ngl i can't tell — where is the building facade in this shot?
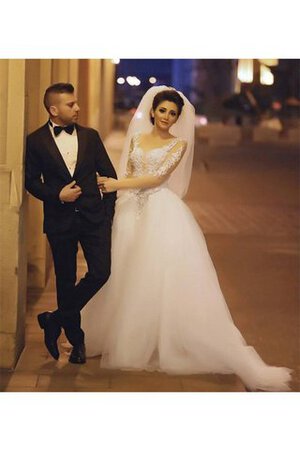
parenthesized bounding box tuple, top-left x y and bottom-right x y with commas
(0, 59, 115, 369)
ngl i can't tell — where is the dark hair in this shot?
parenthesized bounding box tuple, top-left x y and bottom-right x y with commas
(150, 89, 184, 124)
(43, 83, 74, 113)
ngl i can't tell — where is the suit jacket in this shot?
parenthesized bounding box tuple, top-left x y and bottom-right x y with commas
(25, 122, 117, 234)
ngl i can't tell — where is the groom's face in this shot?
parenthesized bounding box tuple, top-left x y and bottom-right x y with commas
(49, 92, 80, 126)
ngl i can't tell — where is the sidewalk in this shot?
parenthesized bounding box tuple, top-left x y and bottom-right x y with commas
(1, 132, 299, 392)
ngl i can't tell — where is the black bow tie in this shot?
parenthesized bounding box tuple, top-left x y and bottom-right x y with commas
(52, 123, 75, 136)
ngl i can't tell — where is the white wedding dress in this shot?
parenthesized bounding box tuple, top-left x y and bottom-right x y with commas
(81, 133, 292, 391)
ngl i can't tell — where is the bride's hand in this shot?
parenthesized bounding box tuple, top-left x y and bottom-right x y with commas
(97, 175, 109, 186)
(100, 178, 118, 193)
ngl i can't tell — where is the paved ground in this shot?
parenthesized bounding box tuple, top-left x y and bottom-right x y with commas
(1, 132, 299, 392)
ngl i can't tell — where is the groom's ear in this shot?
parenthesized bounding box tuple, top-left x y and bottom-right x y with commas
(49, 105, 58, 117)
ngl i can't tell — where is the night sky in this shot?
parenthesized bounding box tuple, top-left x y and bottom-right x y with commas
(115, 59, 195, 108)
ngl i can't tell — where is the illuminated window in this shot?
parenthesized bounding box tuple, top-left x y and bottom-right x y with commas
(260, 65, 274, 85)
(258, 59, 278, 67)
(237, 59, 253, 83)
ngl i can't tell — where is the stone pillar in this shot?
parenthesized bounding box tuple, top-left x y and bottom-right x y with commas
(26, 59, 79, 289)
(69, 59, 79, 90)
(0, 58, 114, 369)
(25, 60, 53, 288)
(0, 60, 27, 369)
(52, 59, 70, 83)
(77, 59, 115, 137)
(100, 60, 115, 138)
(77, 59, 90, 127)
(87, 59, 102, 132)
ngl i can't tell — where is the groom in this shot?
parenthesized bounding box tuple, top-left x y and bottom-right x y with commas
(25, 82, 117, 364)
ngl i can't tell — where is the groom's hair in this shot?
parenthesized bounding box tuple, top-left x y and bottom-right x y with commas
(44, 83, 75, 113)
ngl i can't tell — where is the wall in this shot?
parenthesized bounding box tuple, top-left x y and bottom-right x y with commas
(0, 59, 115, 369)
(0, 60, 27, 369)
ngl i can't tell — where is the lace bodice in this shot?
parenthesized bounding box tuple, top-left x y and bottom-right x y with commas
(125, 132, 185, 179)
(123, 133, 186, 217)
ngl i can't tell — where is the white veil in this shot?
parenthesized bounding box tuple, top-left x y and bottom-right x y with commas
(118, 85, 195, 198)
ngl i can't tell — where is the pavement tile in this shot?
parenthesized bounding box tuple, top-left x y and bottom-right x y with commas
(109, 372, 183, 392)
(16, 136, 300, 393)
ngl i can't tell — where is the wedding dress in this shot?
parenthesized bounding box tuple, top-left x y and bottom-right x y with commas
(81, 132, 292, 391)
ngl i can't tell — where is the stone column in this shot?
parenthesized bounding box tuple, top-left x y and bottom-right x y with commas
(0, 58, 113, 369)
(77, 59, 115, 137)
(77, 59, 90, 127)
(26, 59, 80, 289)
(87, 59, 102, 132)
(25, 59, 53, 288)
(100, 60, 115, 138)
(52, 59, 70, 83)
(0, 60, 27, 369)
(69, 59, 79, 91)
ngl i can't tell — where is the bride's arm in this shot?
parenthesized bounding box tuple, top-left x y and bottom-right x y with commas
(124, 137, 134, 177)
(101, 140, 187, 192)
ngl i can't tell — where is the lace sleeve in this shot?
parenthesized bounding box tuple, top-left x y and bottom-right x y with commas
(156, 141, 187, 178)
(124, 137, 134, 177)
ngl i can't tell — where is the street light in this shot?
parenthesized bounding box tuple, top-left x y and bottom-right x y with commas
(126, 76, 141, 86)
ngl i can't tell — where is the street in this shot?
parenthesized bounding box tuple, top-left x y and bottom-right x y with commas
(2, 133, 299, 392)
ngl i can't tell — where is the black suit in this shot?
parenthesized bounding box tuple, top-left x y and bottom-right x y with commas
(25, 122, 117, 345)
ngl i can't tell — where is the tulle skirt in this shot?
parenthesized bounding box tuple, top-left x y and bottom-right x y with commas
(81, 187, 292, 391)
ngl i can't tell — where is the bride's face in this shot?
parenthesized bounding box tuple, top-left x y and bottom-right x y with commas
(152, 101, 179, 131)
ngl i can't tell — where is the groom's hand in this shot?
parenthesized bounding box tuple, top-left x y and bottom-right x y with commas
(59, 180, 82, 202)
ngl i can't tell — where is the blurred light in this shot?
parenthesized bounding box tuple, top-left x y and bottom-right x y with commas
(260, 65, 274, 85)
(117, 77, 125, 85)
(272, 101, 282, 111)
(112, 58, 120, 64)
(126, 76, 134, 86)
(195, 115, 208, 126)
(136, 111, 143, 119)
(237, 59, 253, 83)
(258, 59, 278, 66)
(234, 79, 241, 93)
(149, 77, 157, 84)
(126, 76, 141, 86)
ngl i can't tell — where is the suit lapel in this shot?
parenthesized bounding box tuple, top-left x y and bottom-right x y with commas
(73, 124, 87, 177)
(41, 123, 72, 180)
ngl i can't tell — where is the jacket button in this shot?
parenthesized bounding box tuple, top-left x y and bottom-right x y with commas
(75, 208, 79, 212)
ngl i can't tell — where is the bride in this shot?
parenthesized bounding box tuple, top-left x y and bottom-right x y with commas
(81, 86, 292, 391)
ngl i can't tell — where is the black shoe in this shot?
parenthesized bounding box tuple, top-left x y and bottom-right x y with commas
(37, 312, 61, 360)
(69, 343, 86, 364)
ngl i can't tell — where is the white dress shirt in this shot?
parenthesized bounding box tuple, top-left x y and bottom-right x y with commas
(49, 120, 78, 176)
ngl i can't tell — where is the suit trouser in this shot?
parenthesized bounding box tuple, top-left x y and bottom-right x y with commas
(47, 213, 112, 346)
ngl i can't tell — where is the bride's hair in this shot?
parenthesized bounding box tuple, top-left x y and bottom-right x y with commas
(119, 85, 195, 198)
(150, 89, 185, 124)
